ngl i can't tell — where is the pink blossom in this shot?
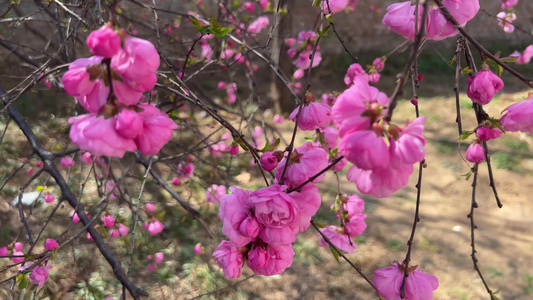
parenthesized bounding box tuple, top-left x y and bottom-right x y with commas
(243, 2, 255, 12)
(12, 251, 24, 264)
(318, 226, 356, 253)
(467, 66, 504, 105)
(372, 261, 439, 300)
(226, 83, 237, 104)
(111, 37, 160, 92)
(14, 242, 23, 251)
(248, 16, 269, 36)
(289, 101, 331, 131)
(62, 57, 109, 113)
(118, 223, 129, 236)
(154, 252, 164, 264)
(342, 194, 365, 217)
(35, 161, 43, 168)
(293, 50, 322, 70)
(171, 177, 181, 185)
(293, 69, 304, 79)
(511, 45, 533, 65)
(70, 210, 90, 224)
(228, 144, 239, 155)
(146, 264, 156, 271)
(500, 95, 533, 134)
(260, 151, 281, 172)
(221, 49, 234, 60)
(69, 114, 137, 157)
(286, 48, 297, 58)
(87, 232, 94, 241)
(382, 2, 421, 41)
(44, 239, 58, 251)
(105, 180, 118, 199)
(465, 142, 485, 164)
(344, 63, 368, 85)
(442, 0, 479, 25)
(497, 11, 516, 33)
(249, 184, 299, 241)
(273, 114, 285, 124)
(289, 185, 322, 232)
(135, 104, 178, 155)
(426, 6, 458, 41)
(247, 242, 294, 276)
(219, 187, 258, 247)
(333, 157, 347, 172)
(213, 240, 243, 278)
(29, 265, 53, 287)
(368, 73, 381, 83)
(81, 152, 93, 164)
(500, 0, 518, 9)
(372, 57, 385, 71)
(114, 109, 144, 139)
(102, 214, 115, 228)
(60, 157, 75, 168)
(0, 247, 8, 256)
(344, 213, 367, 237)
(323, 0, 348, 13)
(144, 217, 164, 235)
(27, 168, 34, 175)
(178, 162, 195, 178)
(275, 142, 329, 187)
(340, 130, 389, 170)
(194, 243, 203, 254)
(206, 184, 227, 204)
(476, 126, 503, 141)
(218, 81, 226, 90)
(284, 38, 296, 47)
(145, 202, 156, 213)
(86, 24, 121, 58)
(332, 78, 390, 137)
(392, 116, 426, 164)
(200, 41, 213, 61)
(322, 127, 339, 149)
(346, 162, 413, 198)
(109, 229, 120, 238)
(44, 193, 55, 203)
(258, 0, 269, 10)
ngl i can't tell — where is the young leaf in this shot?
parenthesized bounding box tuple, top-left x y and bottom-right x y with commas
(329, 246, 340, 263)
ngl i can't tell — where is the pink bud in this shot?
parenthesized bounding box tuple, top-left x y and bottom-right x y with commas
(44, 239, 59, 251)
(147, 264, 156, 271)
(87, 232, 94, 241)
(86, 24, 121, 58)
(35, 161, 43, 168)
(411, 98, 419, 106)
(14, 242, 23, 252)
(228, 145, 239, 155)
(44, 193, 55, 203)
(27, 168, 34, 175)
(60, 157, 75, 168)
(171, 177, 181, 186)
(273, 114, 285, 124)
(218, 81, 226, 89)
(102, 214, 116, 228)
(145, 202, 156, 213)
(243, 2, 255, 12)
(81, 152, 93, 164)
(260, 151, 279, 172)
(118, 223, 130, 236)
(12, 251, 24, 264)
(109, 229, 120, 238)
(194, 243, 203, 254)
(465, 142, 485, 164)
(154, 252, 164, 263)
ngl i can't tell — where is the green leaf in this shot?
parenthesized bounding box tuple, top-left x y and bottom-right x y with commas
(189, 16, 203, 31)
(489, 118, 505, 132)
(213, 27, 230, 37)
(459, 130, 474, 141)
(199, 25, 211, 35)
(318, 25, 331, 36)
(486, 59, 503, 77)
(234, 136, 249, 151)
(448, 55, 457, 65)
(461, 67, 473, 75)
(260, 139, 271, 153)
(17, 274, 28, 290)
(462, 171, 472, 181)
(329, 246, 340, 263)
(325, 14, 334, 23)
(36, 186, 45, 192)
(312, 0, 321, 6)
(499, 56, 518, 63)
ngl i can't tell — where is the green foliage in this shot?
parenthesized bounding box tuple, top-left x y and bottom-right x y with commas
(523, 274, 533, 295)
(386, 238, 405, 250)
(492, 152, 520, 171)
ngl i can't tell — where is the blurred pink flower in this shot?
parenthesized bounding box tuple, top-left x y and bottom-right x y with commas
(372, 261, 439, 300)
(44, 239, 58, 251)
(144, 217, 164, 235)
(500, 94, 533, 134)
(60, 157, 75, 168)
(29, 265, 53, 287)
(102, 214, 115, 228)
(206, 184, 227, 204)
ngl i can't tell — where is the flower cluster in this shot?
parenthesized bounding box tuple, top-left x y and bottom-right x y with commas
(318, 194, 367, 254)
(332, 78, 426, 198)
(62, 24, 177, 157)
(286, 31, 322, 72)
(214, 141, 330, 278)
(382, 0, 479, 41)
